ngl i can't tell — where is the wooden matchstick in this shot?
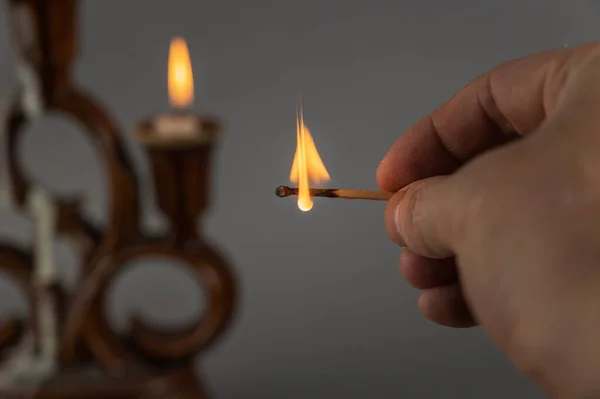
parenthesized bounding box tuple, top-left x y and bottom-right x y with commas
(275, 185, 393, 201)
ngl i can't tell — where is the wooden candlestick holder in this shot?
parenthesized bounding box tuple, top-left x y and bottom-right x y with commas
(135, 116, 221, 246)
(0, 1, 237, 398)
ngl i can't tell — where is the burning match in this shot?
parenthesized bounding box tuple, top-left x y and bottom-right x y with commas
(276, 185, 392, 201)
(285, 101, 391, 210)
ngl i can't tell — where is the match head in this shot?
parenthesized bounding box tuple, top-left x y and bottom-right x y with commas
(275, 185, 292, 197)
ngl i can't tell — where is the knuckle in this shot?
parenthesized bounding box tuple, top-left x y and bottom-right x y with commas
(398, 185, 421, 248)
(397, 180, 439, 255)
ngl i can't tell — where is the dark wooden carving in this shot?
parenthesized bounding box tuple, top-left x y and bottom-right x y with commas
(0, 243, 35, 353)
(0, 1, 237, 397)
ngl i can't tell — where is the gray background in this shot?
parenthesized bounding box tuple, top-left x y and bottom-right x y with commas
(0, 1, 598, 398)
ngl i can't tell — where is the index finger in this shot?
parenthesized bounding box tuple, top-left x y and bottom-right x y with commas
(377, 42, 599, 193)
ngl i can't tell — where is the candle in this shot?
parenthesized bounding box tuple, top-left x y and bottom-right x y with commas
(135, 36, 208, 145)
(11, 2, 44, 119)
(29, 187, 58, 284)
(28, 188, 59, 373)
(0, 187, 58, 388)
(153, 112, 201, 139)
(134, 36, 215, 147)
(154, 37, 200, 138)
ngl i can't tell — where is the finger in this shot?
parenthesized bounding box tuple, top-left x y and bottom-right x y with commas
(400, 250, 458, 289)
(418, 283, 476, 328)
(377, 42, 600, 193)
(385, 176, 462, 259)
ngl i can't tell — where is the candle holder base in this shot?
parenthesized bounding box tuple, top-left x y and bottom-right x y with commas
(0, 365, 207, 399)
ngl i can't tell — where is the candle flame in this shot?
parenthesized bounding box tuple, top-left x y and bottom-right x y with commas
(290, 103, 330, 211)
(168, 37, 194, 108)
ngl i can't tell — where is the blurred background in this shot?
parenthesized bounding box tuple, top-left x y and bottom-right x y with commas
(0, 1, 598, 397)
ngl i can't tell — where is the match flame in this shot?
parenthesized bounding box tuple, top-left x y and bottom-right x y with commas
(168, 37, 194, 108)
(290, 103, 330, 211)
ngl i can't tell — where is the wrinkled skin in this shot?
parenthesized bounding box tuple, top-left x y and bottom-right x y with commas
(377, 42, 600, 397)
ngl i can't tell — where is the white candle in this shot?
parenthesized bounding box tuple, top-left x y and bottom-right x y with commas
(154, 113, 201, 139)
(13, 3, 44, 120)
(29, 188, 59, 374)
(0, 188, 59, 389)
(28, 188, 58, 284)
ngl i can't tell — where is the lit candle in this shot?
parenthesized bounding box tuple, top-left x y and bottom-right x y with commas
(153, 37, 202, 140)
(134, 36, 213, 147)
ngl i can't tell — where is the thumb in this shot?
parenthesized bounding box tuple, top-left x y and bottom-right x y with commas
(385, 175, 466, 259)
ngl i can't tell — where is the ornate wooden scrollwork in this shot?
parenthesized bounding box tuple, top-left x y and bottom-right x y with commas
(62, 242, 236, 370)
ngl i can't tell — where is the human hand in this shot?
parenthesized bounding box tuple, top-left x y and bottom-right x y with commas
(377, 42, 600, 397)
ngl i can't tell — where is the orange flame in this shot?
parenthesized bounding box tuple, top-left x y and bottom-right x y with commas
(168, 37, 194, 108)
(290, 103, 330, 211)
